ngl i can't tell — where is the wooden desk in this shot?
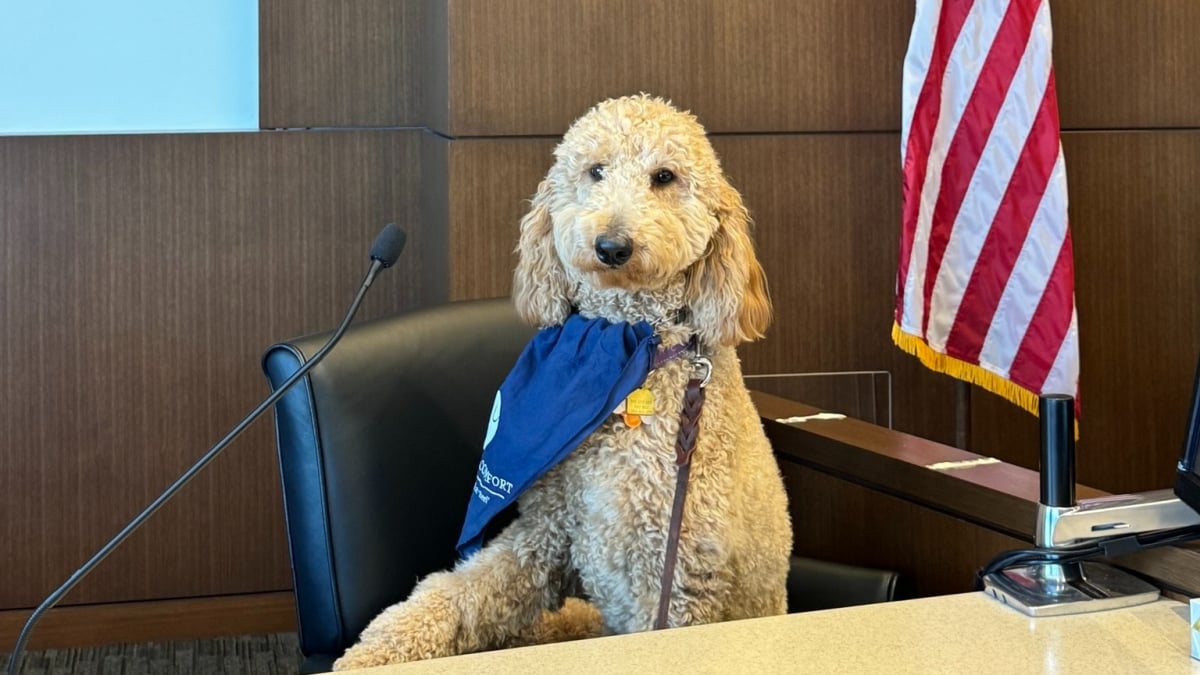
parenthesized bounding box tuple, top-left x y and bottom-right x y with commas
(337, 592, 1197, 674)
(752, 392, 1200, 599)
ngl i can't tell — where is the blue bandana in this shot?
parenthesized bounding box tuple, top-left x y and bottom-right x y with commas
(456, 314, 660, 556)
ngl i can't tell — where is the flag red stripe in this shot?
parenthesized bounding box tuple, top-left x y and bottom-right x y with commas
(943, 74, 1061, 361)
(1009, 229, 1076, 391)
(896, 0, 973, 322)
(919, 0, 1040, 336)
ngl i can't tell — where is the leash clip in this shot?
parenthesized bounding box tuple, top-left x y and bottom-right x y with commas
(690, 355, 713, 388)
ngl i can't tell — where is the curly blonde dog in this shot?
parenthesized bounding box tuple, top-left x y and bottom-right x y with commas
(334, 94, 792, 669)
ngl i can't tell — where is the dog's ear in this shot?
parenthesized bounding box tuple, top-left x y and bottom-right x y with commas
(512, 178, 572, 327)
(685, 179, 772, 347)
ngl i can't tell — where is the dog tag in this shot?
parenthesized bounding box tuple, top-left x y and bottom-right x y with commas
(622, 412, 642, 428)
(626, 388, 655, 416)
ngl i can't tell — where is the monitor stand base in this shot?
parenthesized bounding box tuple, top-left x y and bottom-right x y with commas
(983, 561, 1159, 617)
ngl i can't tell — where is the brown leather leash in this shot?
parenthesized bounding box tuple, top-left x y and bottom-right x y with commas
(653, 355, 709, 630)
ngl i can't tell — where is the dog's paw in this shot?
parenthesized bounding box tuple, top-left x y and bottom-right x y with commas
(332, 592, 462, 669)
(523, 597, 606, 645)
(332, 644, 396, 671)
(332, 625, 451, 670)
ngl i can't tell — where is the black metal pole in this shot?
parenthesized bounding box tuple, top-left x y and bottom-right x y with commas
(954, 380, 971, 450)
(1039, 394, 1076, 508)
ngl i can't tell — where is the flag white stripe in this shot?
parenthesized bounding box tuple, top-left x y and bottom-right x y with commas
(901, 0, 1009, 335)
(1043, 305, 1079, 396)
(925, 0, 1053, 349)
(900, 0, 945, 162)
(979, 146, 1069, 375)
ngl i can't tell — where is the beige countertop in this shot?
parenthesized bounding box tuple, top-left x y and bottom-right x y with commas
(338, 592, 1200, 674)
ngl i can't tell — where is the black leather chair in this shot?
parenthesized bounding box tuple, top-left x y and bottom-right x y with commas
(264, 298, 905, 673)
(786, 556, 907, 613)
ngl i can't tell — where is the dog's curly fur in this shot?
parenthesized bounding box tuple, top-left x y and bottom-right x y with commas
(334, 94, 792, 669)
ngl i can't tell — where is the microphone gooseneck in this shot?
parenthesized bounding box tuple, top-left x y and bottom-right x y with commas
(6, 224, 407, 675)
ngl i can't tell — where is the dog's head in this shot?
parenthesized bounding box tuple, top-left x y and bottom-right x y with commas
(513, 94, 771, 347)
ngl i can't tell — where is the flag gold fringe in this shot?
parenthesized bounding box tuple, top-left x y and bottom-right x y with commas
(892, 322, 1042, 417)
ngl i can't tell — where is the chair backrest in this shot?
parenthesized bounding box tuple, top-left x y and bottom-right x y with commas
(262, 298, 534, 666)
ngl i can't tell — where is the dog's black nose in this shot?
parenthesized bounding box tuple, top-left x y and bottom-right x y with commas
(594, 235, 633, 267)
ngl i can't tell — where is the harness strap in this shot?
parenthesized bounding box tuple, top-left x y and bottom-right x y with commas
(654, 374, 706, 630)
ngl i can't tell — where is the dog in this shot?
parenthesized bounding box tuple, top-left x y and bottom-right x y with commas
(334, 94, 791, 669)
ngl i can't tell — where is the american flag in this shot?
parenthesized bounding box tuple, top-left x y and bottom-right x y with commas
(893, 0, 1079, 417)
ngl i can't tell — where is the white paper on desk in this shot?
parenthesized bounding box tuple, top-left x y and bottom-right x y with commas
(1191, 598, 1200, 660)
(775, 412, 847, 424)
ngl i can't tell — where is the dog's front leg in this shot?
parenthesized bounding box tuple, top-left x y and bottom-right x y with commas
(333, 493, 570, 668)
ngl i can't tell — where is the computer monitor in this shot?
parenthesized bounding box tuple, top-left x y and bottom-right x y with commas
(1173, 356, 1200, 514)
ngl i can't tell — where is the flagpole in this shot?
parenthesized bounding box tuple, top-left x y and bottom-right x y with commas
(954, 380, 971, 450)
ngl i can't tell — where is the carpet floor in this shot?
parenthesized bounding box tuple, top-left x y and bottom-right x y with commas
(1, 633, 301, 675)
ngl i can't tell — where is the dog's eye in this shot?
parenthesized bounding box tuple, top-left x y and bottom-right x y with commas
(652, 168, 676, 186)
(588, 165, 605, 181)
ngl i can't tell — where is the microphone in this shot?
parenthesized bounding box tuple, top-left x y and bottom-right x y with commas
(5, 224, 408, 675)
(370, 223, 407, 268)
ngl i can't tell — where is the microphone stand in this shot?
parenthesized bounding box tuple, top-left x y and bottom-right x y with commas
(6, 225, 404, 675)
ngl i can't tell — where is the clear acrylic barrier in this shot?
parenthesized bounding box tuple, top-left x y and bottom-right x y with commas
(744, 370, 893, 428)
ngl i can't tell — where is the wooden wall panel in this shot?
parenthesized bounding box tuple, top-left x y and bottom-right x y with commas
(782, 462, 1026, 598)
(970, 131, 1200, 494)
(0, 130, 428, 608)
(443, 133, 962, 446)
(0, 593, 295, 653)
(446, 138, 555, 301)
(1054, 0, 1200, 130)
(259, 0, 426, 129)
(444, 0, 912, 137)
(717, 134, 959, 444)
(256, 1, 1200, 133)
